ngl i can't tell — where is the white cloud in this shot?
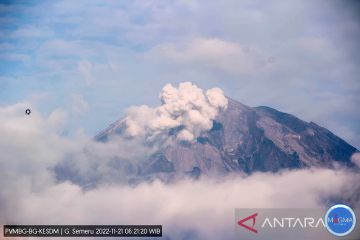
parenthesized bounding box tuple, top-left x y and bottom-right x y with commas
(351, 152, 360, 167)
(146, 38, 267, 75)
(12, 25, 52, 39)
(77, 59, 95, 85)
(71, 93, 90, 116)
(0, 102, 75, 198)
(3, 0, 359, 149)
(39, 39, 95, 59)
(0, 53, 31, 62)
(47, 108, 68, 132)
(297, 37, 329, 52)
(2, 169, 360, 240)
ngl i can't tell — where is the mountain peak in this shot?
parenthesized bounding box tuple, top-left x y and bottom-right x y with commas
(95, 97, 357, 182)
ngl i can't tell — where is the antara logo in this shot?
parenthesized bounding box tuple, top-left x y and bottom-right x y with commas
(237, 213, 258, 234)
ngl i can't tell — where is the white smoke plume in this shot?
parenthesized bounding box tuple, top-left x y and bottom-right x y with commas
(124, 82, 228, 142)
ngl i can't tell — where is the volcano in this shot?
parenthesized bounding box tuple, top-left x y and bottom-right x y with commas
(95, 97, 357, 182)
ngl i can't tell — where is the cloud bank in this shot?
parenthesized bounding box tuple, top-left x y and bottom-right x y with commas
(2, 167, 360, 240)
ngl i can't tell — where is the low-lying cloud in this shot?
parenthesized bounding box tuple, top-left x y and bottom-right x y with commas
(1, 168, 359, 240)
(351, 152, 360, 167)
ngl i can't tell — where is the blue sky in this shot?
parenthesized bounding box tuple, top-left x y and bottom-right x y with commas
(0, 0, 359, 148)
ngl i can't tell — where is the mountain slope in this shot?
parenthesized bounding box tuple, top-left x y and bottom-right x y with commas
(95, 98, 357, 181)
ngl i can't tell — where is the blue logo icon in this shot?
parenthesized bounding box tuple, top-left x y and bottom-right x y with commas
(325, 204, 356, 236)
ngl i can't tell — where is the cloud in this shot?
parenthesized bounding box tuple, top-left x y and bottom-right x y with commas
(71, 93, 90, 116)
(146, 38, 267, 75)
(77, 59, 95, 85)
(0, 102, 76, 222)
(297, 37, 330, 53)
(11, 25, 52, 39)
(54, 135, 159, 186)
(351, 152, 360, 167)
(2, 0, 359, 150)
(47, 108, 68, 132)
(2, 169, 360, 240)
(26, 82, 227, 188)
(124, 82, 228, 142)
(39, 39, 95, 59)
(0, 53, 31, 63)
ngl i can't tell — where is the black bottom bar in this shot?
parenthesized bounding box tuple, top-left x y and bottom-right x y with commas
(3, 225, 162, 237)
